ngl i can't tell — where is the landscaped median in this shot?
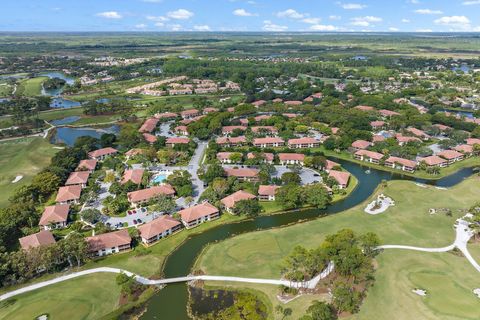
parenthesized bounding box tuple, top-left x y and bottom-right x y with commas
(194, 177, 480, 319)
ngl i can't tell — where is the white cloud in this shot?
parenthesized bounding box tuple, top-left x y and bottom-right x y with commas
(463, 0, 480, 4)
(169, 24, 182, 31)
(416, 28, 433, 32)
(147, 15, 169, 22)
(401, 18, 410, 23)
(389, 27, 400, 31)
(351, 16, 382, 27)
(329, 15, 342, 20)
(414, 9, 443, 15)
(135, 23, 147, 29)
(193, 25, 211, 31)
(339, 3, 367, 10)
(142, 0, 163, 2)
(408, 0, 420, 4)
(262, 20, 288, 31)
(154, 22, 164, 27)
(302, 17, 322, 24)
(167, 9, 194, 20)
(276, 9, 304, 19)
(233, 9, 257, 17)
(310, 24, 338, 31)
(96, 11, 122, 19)
(434, 15, 473, 30)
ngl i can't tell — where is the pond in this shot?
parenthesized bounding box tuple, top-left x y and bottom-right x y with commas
(442, 109, 474, 119)
(51, 125, 119, 146)
(50, 116, 81, 126)
(39, 71, 75, 97)
(452, 65, 471, 74)
(50, 97, 81, 109)
(139, 160, 476, 320)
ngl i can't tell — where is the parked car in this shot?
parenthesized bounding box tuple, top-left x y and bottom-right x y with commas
(133, 219, 137, 224)
(137, 219, 142, 223)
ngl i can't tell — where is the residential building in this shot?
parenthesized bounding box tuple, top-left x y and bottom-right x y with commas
(288, 137, 320, 149)
(19, 230, 56, 250)
(453, 144, 474, 156)
(86, 229, 131, 257)
(174, 125, 189, 136)
(121, 169, 144, 185)
(39, 204, 69, 230)
(221, 190, 256, 214)
(179, 202, 220, 229)
(254, 114, 272, 122)
(421, 155, 448, 168)
(385, 156, 417, 173)
(251, 126, 278, 135)
(258, 185, 280, 201)
(278, 153, 305, 165)
(139, 118, 159, 133)
(56, 185, 82, 205)
(222, 126, 246, 135)
(379, 109, 401, 118)
(181, 109, 200, 119)
(351, 140, 372, 151)
(216, 152, 241, 164)
(354, 105, 375, 112)
(328, 170, 351, 189)
(143, 133, 158, 144)
(406, 127, 431, 140)
(253, 137, 285, 148)
(224, 168, 260, 182)
(438, 150, 464, 165)
(216, 136, 246, 147)
(127, 185, 175, 207)
(166, 137, 190, 147)
(65, 171, 90, 188)
(247, 152, 274, 164)
(354, 150, 384, 164)
(155, 112, 178, 120)
(370, 121, 386, 130)
(76, 159, 97, 172)
(466, 138, 480, 146)
(138, 215, 182, 245)
(88, 147, 118, 161)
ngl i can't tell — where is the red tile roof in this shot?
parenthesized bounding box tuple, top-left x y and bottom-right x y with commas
(370, 120, 385, 128)
(138, 215, 181, 239)
(155, 112, 177, 119)
(65, 171, 90, 186)
(288, 137, 319, 145)
(217, 152, 239, 160)
(221, 190, 256, 209)
(56, 185, 82, 203)
(76, 159, 97, 171)
(385, 156, 417, 168)
(466, 138, 480, 146)
(127, 185, 175, 203)
(325, 159, 341, 171)
(351, 140, 371, 150)
(216, 136, 246, 145)
(421, 155, 447, 166)
(254, 115, 272, 122)
(39, 204, 69, 226)
(19, 230, 56, 250)
(247, 152, 274, 162)
(222, 126, 246, 134)
(354, 149, 384, 160)
(122, 169, 144, 185)
(143, 133, 158, 144)
(278, 153, 305, 161)
(379, 109, 401, 117)
(252, 100, 266, 106)
(328, 170, 351, 186)
(139, 118, 159, 133)
(224, 168, 260, 178)
(355, 105, 375, 112)
(253, 137, 284, 145)
(373, 135, 386, 143)
(166, 137, 190, 144)
(284, 100, 303, 105)
(88, 147, 118, 159)
(179, 202, 219, 223)
(181, 109, 199, 117)
(406, 127, 430, 138)
(453, 144, 473, 153)
(258, 185, 280, 197)
(438, 149, 464, 160)
(86, 229, 131, 252)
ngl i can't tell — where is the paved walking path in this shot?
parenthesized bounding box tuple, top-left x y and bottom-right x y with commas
(378, 216, 480, 273)
(0, 262, 334, 301)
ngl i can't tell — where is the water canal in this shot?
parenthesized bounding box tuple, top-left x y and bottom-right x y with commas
(140, 160, 476, 319)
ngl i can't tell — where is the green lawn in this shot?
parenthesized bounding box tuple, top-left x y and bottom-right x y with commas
(196, 177, 480, 318)
(0, 137, 58, 208)
(0, 82, 12, 96)
(38, 107, 85, 122)
(16, 77, 48, 96)
(0, 273, 121, 320)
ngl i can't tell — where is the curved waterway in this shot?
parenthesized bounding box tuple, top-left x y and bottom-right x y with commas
(140, 160, 476, 320)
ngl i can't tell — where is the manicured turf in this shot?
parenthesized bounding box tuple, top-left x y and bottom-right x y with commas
(355, 250, 480, 320)
(0, 137, 58, 208)
(197, 178, 480, 318)
(0, 273, 121, 320)
(0, 82, 12, 96)
(16, 77, 48, 96)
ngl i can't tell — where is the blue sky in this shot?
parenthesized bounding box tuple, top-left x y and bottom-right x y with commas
(1, 0, 479, 32)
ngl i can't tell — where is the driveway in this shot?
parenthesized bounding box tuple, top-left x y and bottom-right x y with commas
(222, 165, 322, 185)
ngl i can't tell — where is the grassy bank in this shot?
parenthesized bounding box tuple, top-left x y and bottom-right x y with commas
(16, 77, 48, 96)
(0, 137, 58, 208)
(196, 177, 480, 318)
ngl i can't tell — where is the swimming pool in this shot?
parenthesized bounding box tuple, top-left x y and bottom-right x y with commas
(152, 174, 167, 184)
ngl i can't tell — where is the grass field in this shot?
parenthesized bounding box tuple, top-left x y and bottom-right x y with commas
(0, 137, 58, 208)
(196, 177, 480, 318)
(16, 77, 48, 96)
(0, 273, 120, 320)
(0, 82, 12, 96)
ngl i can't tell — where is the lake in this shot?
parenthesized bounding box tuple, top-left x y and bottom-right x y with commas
(51, 125, 119, 146)
(39, 71, 75, 97)
(50, 97, 81, 109)
(50, 116, 81, 126)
